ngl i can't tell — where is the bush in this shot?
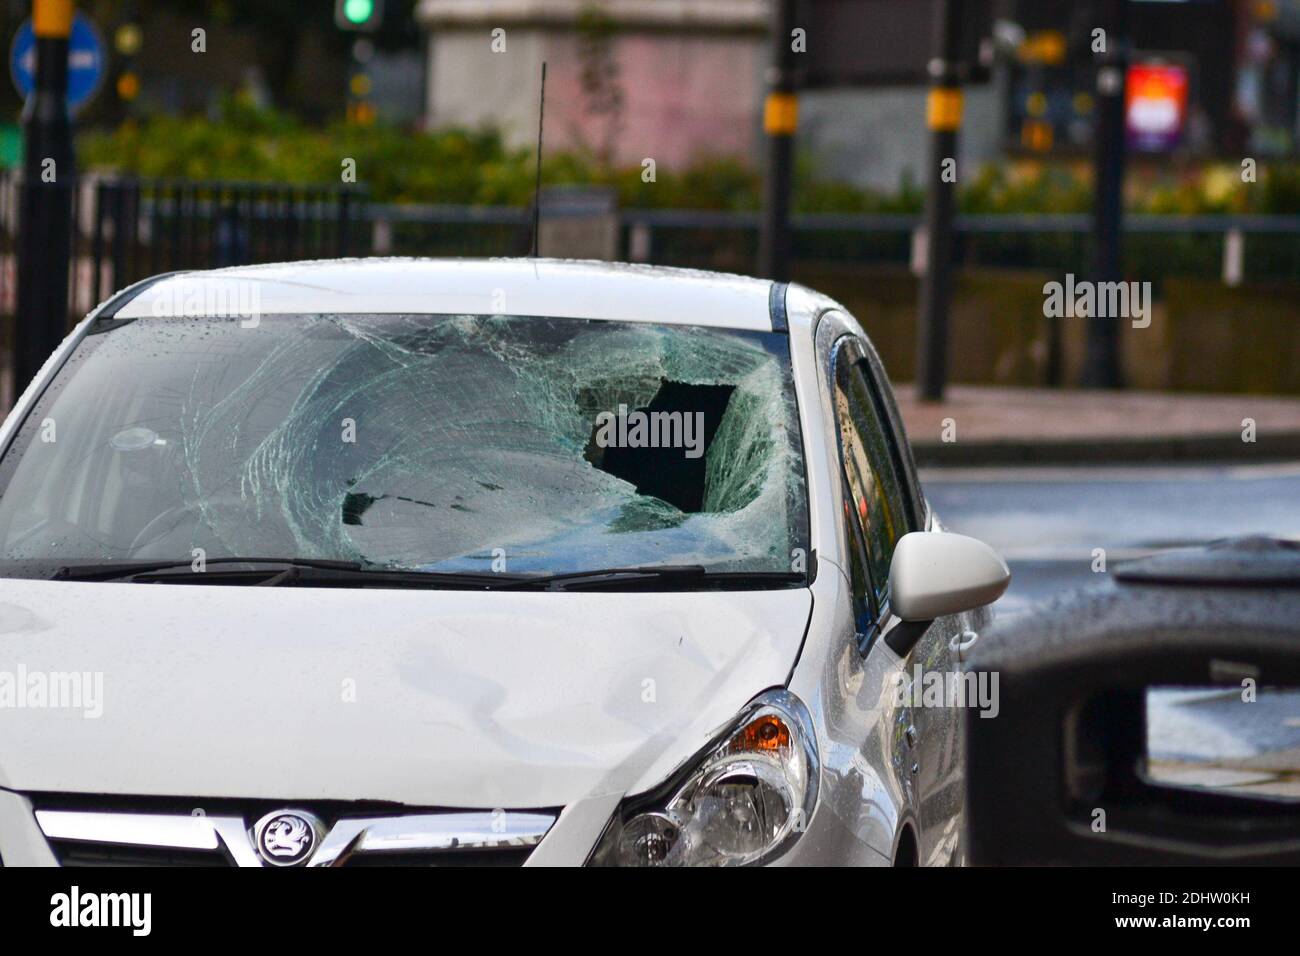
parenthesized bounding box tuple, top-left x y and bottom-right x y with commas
(79, 100, 764, 209)
(78, 103, 1300, 217)
(79, 99, 533, 204)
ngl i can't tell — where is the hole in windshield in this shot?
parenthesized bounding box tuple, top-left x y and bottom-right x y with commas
(584, 380, 735, 513)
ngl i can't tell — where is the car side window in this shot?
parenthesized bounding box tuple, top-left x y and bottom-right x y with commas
(835, 452, 877, 634)
(856, 342, 925, 531)
(832, 339, 910, 619)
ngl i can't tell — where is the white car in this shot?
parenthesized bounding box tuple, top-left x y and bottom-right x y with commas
(0, 259, 1007, 867)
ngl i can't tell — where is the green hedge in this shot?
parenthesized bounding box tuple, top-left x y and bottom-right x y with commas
(77, 102, 1300, 217)
(78, 99, 767, 209)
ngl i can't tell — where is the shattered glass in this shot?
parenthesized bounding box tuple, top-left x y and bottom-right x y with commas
(0, 314, 809, 577)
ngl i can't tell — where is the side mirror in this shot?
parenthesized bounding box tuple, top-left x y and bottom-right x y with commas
(889, 531, 1010, 622)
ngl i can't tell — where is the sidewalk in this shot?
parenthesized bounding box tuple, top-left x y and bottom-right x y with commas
(896, 385, 1300, 466)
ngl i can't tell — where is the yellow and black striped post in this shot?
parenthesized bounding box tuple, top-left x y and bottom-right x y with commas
(915, 0, 965, 403)
(758, 0, 798, 281)
(16, 0, 76, 392)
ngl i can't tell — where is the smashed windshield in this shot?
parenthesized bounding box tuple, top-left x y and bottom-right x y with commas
(0, 313, 809, 582)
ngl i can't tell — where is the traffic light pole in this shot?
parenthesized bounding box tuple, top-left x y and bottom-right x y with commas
(915, 0, 964, 402)
(758, 0, 797, 281)
(15, 0, 76, 395)
(1080, 0, 1128, 388)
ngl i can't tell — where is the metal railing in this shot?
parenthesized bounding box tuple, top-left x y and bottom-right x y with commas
(362, 203, 1300, 285)
(1, 174, 1296, 334)
(0, 172, 367, 325)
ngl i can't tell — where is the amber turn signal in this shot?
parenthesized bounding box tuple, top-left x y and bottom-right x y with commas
(729, 713, 791, 754)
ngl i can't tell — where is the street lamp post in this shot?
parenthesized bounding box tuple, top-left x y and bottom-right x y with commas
(758, 0, 798, 282)
(915, 0, 965, 402)
(15, 0, 76, 395)
(1080, 0, 1128, 388)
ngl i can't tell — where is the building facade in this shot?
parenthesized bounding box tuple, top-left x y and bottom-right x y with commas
(416, 0, 1300, 189)
(416, 0, 768, 168)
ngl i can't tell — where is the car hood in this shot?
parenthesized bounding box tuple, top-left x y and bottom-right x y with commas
(0, 579, 811, 809)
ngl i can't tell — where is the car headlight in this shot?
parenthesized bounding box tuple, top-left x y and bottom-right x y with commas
(589, 689, 819, 867)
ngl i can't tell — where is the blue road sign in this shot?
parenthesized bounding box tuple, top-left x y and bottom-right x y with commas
(10, 13, 106, 114)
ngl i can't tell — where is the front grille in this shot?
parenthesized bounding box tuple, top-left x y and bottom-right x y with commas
(30, 795, 558, 867)
(340, 847, 533, 867)
(50, 840, 231, 867)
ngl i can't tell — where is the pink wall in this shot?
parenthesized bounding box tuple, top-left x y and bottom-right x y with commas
(541, 32, 762, 167)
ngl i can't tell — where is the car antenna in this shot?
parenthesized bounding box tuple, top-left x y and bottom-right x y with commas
(531, 61, 547, 258)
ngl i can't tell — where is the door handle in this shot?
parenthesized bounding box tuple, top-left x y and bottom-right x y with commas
(949, 629, 979, 661)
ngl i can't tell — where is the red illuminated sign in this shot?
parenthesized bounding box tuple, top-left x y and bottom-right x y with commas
(1126, 63, 1189, 153)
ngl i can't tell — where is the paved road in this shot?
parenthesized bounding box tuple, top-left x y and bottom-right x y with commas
(924, 460, 1300, 795)
(922, 460, 1300, 619)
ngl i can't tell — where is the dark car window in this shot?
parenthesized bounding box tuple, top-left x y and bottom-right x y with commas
(855, 337, 925, 531)
(832, 338, 909, 617)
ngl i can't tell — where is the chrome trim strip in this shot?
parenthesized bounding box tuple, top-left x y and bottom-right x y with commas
(211, 817, 266, 868)
(35, 810, 233, 851)
(310, 811, 557, 867)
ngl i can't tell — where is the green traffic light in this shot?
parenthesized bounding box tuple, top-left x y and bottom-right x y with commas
(343, 0, 374, 24)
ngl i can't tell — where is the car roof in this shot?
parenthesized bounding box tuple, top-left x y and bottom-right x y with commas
(1113, 535, 1300, 588)
(111, 257, 780, 331)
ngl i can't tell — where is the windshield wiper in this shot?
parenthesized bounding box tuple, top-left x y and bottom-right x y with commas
(50, 559, 806, 591)
(49, 558, 532, 589)
(499, 565, 808, 592)
(52, 557, 364, 581)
